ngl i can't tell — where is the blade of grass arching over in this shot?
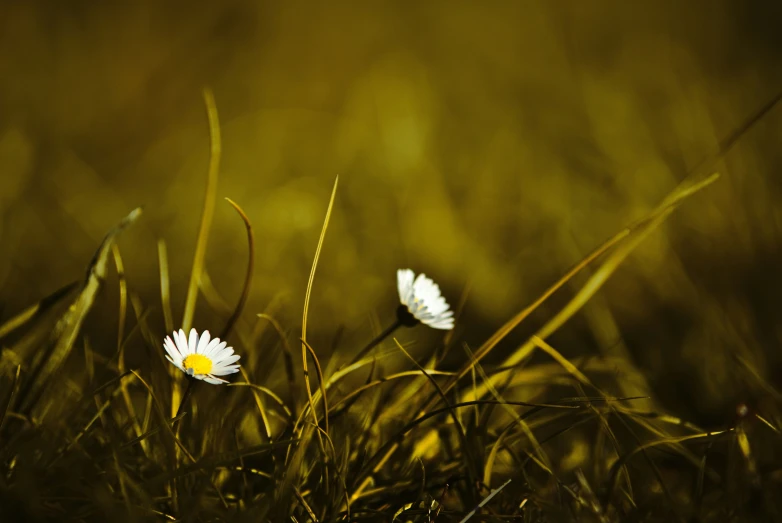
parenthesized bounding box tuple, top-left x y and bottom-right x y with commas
(0, 279, 80, 342)
(571, 244, 650, 387)
(111, 244, 128, 366)
(198, 269, 234, 316)
(219, 197, 254, 341)
(276, 177, 339, 512)
(173, 88, 220, 421)
(463, 174, 720, 405)
(516, 173, 720, 361)
(429, 91, 782, 413)
(157, 239, 174, 334)
(685, 88, 782, 183)
(251, 292, 286, 346)
(1, 285, 84, 378)
(294, 349, 398, 431)
(181, 88, 221, 333)
(17, 207, 143, 419)
(300, 175, 339, 447)
(531, 336, 596, 390)
(326, 370, 455, 415)
(429, 226, 629, 409)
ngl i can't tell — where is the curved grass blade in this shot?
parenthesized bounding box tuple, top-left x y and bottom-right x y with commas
(219, 197, 254, 341)
(0, 280, 79, 342)
(299, 176, 339, 447)
(182, 88, 221, 333)
(18, 207, 143, 418)
(430, 228, 629, 410)
(157, 239, 174, 334)
(433, 89, 782, 412)
(463, 176, 716, 405)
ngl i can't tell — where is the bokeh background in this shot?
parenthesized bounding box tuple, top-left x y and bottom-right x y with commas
(1, 1, 781, 427)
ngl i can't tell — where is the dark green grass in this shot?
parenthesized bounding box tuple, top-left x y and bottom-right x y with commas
(1, 92, 782, 523)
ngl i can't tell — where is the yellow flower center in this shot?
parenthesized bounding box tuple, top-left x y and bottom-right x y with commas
(183, 354, 213, 375)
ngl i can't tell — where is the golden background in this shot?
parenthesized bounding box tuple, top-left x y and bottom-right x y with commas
(1, 1, 781, 426)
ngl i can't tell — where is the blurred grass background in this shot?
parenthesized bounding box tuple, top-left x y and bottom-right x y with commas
(1, 0, 782, 433)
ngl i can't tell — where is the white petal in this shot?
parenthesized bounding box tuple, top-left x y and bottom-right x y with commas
(165, 355, 185, 372)
(196, 330, 211, 354)
(215, 354, 241, 366)
(399, 270, 454, 330)
(429, 318, 454, 330)
(172, 330, 184, 354)
(211, 364, 240, 374)
(163, 336, 181, 362)
(178, 329, 192, 356)
(397, 269, 415, 306)
(204, 341, 227, 358)
(433, 301, 450, 315)
(210, 348, 234, 363)
(204, 337, 221, 355)
(211, 366, 240, 376)
(188, 329, 199, 355)
(203, 376, 228, 385)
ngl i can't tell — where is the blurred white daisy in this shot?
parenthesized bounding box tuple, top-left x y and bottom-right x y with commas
(396, 269, 455, 330)
(163, 328, 241, 385)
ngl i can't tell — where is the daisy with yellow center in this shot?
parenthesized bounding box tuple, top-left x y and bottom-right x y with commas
(163, 328, 241, 384)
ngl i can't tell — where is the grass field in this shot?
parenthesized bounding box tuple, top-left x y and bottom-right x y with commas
(1, 90, 781, 521)
(2, 3, 782, 521)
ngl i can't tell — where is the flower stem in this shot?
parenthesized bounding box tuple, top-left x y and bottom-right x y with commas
(175, 377, 197, 421)
(349, 317, 403, 365)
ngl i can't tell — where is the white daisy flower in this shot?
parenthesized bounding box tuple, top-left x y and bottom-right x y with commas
(163, 328, 241, 385)
(396, 269, 455, 330)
